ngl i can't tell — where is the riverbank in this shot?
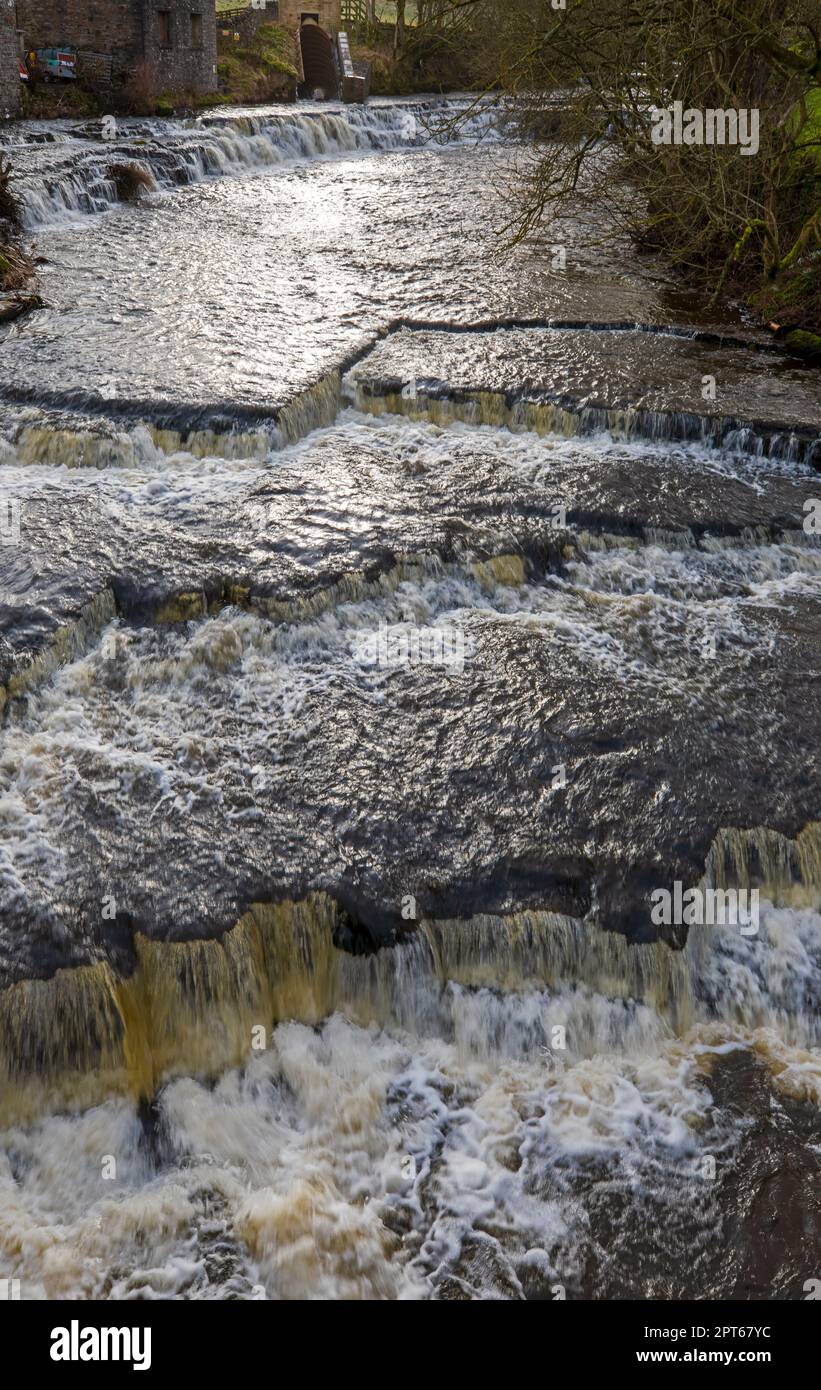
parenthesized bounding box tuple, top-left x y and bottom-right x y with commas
(0, 154, 37, 315)
(476, 2, 821, 362)
(752, 205, 821, 360)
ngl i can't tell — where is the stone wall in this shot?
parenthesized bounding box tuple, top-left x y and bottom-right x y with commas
(216, 0, 279, 46)
(0, 2, 21, 117)
(15, 1, 218, 91)
(279, 0, 340, 35)
(143, 1, 217, 92)
(15, 1, 138, 59)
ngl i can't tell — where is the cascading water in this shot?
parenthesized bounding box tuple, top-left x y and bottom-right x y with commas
(0, 93, 819, 1303)
(6, 99, 499, 230)
(0, 888, 819, 1299)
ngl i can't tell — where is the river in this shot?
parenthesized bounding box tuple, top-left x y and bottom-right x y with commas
(0, 97, 819, 1301)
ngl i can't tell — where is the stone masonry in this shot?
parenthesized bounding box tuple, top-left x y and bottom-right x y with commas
(1, 0, 21, 117)
(15, 1, 218, 92)
(279, 1, 340, 36)
(216, 1, 280, 46)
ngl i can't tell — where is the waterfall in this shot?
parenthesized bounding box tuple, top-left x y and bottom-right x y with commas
(6, 421, 273, 469)
(349, 377, 821, 466)
(0, 587, 117, 713)
(15, 100, 499, 230)
(2, 843, 820, 1126)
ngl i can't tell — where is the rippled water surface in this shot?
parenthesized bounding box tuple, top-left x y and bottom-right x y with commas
(2, 99, 741, 419)
(0, 97, 819, 1301)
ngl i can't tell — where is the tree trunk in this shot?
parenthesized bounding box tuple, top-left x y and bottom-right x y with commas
(394, 0, 406, 56)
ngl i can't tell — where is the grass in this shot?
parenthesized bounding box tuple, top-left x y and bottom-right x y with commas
(0, 244, 34, 293)
(253, 23, 299, 74)
(217, 23, 299, 103)
(0, 161, 34, 294)
(21, 82, 102, 120)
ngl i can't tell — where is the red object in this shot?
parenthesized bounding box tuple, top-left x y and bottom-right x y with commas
(19, 59, 29, 81)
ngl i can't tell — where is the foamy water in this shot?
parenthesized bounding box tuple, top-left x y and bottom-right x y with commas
(1, 446, 819, 1296)
(10, 100, 500, 230)
(1, 96, 820, 1301)
(2, 910, 819, 1299)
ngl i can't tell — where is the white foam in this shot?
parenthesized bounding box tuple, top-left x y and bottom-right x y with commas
(17, 102, 500, 230)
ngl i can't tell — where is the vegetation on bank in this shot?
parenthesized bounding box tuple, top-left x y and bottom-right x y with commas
(19, 72, 220, 121)
(349, 1, 821, 347)
(21, 81, 101, 120)
(352, 35, 478, 94)
(0, 157, 37, 309)
(216, 23, 299, 104)
(348, 4, 482, 94)
(445, 0, 820, 351)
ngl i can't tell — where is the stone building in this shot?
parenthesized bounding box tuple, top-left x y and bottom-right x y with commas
(216, 1, 341, 41)
(279, 2, 341, 36)
(15, 1, 218, 93)
(217, 3, 342, 66)
(1, 1, 21, 117)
